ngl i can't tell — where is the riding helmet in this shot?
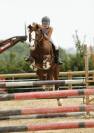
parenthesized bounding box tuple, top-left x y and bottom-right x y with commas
(41, 16, 50, 25)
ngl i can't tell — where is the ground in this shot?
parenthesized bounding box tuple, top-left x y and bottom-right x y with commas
(0, 97, 94, 133)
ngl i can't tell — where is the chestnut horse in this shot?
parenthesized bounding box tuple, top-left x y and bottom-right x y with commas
(27, 25, 62, 105)
(27, 25, 60, 91)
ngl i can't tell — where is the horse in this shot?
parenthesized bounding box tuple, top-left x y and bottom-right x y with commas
(27, 24, 61, 105)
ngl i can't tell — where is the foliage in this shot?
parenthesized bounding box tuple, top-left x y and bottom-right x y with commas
(59, 48, 71, 71)
(0, 42, 32, 73)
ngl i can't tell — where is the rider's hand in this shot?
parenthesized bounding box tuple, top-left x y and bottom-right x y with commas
(43, 33, 49, 40)
(32, 22, 39, 29)
(32, 22, 37, 26)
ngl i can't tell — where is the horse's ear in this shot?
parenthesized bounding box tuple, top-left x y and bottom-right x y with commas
(28, 25, 33, 31)
(36, 24, 39, 29)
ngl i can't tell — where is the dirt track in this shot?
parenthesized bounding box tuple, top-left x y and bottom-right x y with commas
(0, 97, 94, 133)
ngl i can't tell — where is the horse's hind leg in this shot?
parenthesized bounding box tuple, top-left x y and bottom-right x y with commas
(53, 65, 59, 90)
(37, 70, 47, 91)
(53, 65, 62, 106)
(47, 71, 54, 91)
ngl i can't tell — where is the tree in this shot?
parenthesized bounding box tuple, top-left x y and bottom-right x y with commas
(72, 30, 86, 70)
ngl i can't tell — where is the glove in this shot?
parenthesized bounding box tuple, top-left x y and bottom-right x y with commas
(32, 22, 37, 26)
(32, 22, 39, 29)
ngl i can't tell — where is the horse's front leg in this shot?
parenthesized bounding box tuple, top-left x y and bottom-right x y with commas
(37, 70, 47, 90)
(29, 59, 35, 70)
(47, 70, 54, 91)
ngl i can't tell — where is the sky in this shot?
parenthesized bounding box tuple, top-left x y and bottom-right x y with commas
(0, 0, 94, 49)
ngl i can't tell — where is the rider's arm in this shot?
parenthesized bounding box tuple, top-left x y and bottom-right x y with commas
(43, 27, 53, 40)
(48, 27, 53, 39)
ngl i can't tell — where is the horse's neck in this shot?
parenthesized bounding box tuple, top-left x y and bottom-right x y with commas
(34, 29, 53, 55)
(42, 41, 54, 56)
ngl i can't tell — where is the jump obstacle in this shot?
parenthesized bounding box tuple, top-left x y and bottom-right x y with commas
(0, 77, 94, 132)
(0, 43, 92, 132)
(0, 78, 86, 93)
(0, 88, 94, 101)
(0, 87, 94, 132)
(0, 79, 85, 87)
(0, 77, 7, 93)
(0, 112, 86, 120)
(0, 104, 94, 116)
(1, 120, 94, 132)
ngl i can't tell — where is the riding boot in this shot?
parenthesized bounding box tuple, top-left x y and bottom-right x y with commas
(54, 50, 62, 65)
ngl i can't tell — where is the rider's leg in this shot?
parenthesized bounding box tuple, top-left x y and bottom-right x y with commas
(51, 42, 62, 65)
(55, 49, 62, 65)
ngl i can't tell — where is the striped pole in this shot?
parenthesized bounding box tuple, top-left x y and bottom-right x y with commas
(0, 71, 93, 79)
(0, 79, 85, 87)
(0, 112, 85, 120)
(0, 120, 94, 132)
(0, 105, 94, 116)
(0, 88, 7, 94)
(0, 89, 94, 101)
(0, 77, 7, 93)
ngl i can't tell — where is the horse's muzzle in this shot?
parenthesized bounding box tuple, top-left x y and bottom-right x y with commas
(30, 45, 35, 51)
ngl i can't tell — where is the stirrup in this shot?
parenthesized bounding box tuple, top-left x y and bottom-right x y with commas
(54, 58, 63, 65)
(58, 60, 63, 65)
(57, 61, 63, 65)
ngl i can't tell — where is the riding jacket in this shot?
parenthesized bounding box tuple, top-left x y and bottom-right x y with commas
(32, 23, 53, 41)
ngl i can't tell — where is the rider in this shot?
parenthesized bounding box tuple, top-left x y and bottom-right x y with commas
(27, 16, 62, 65)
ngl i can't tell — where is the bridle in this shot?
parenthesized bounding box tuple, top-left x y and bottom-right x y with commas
(29, 28, 44, 45)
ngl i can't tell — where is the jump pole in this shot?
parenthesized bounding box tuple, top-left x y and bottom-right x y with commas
(0, 104, 94, 117)
(0, 89, 94, 101)
(0, 79, 85, 87)
(0, 112, 86, 120)
(0, 120, 94, 132)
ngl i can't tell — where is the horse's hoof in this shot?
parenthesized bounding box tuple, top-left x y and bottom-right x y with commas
(30, 64, 37, 71)
(58, 102, 62, 106)
(57, 99, 62, 106)
(33, 67, 37, 71)
(30, 64, 33, 69)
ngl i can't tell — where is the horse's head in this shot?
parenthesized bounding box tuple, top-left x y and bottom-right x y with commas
(28, 25, 44, 51)
(35, 28, 44, 45)
(28, 25, 54, 70)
